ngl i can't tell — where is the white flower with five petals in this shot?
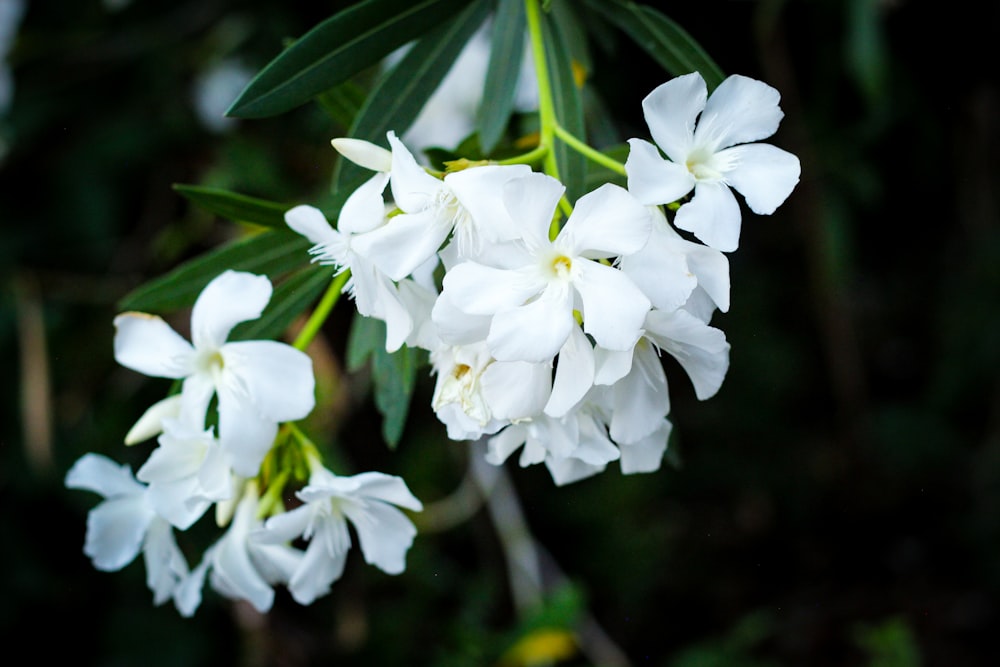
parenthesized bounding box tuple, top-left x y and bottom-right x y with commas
(626, 72, 801, 252)
(113, 270, 315, 477)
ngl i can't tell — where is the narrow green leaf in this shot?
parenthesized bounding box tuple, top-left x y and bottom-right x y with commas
(477, 0, 525, 154)
(229, 264, 333, 341)
(581, 0, 724, 91)
(228, 0, 471, 118)
(172, 184, 289, 229)
(118, 230, 310, 312)
(542, 7, 586, 203)
(345, 314, 420, 449)
(334, 0, 491, 194)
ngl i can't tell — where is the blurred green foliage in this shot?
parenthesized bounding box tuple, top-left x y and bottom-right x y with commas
(2, 0, 998, 665)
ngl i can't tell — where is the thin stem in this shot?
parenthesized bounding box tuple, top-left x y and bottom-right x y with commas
(496, 143, 549, 167)
(293, 270, 350, 351)
(554, 124, 627, 177)
(525, 0, 560, 183)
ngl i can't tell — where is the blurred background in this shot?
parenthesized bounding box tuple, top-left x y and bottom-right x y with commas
(2, 0, 998, 665)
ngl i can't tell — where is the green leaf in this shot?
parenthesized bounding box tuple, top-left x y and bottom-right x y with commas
(581, 0, 724, 91)
(229, 264, 333, 341)
(334, 0, 491, 194)
(315, 79, 368, 131)
(345, 315, 421, 448)
(477, 0, 525, 154)
(228, 0, 472, 119)
(118, 230, 310, 312)
(172, 184, 289, 229)
(542, 6, 586, 203)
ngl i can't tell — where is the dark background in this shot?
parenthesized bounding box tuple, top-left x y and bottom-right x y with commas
(2, 0, 998, 665)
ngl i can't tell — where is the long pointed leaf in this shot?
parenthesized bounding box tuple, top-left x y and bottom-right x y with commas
(542, 6, 586, 203)
(334, 0, 491, 193)
(228, 0, 471, 118)
(477, 0, 526, 154)
(172, 184, 290, 229)
(118, 230, 310, 312)
(580, 0, 724, 91)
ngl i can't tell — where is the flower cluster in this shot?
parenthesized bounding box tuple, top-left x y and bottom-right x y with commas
(287, 72, 798, 484)
(66, 270, 423, 614)
(65, 70, 799, 614)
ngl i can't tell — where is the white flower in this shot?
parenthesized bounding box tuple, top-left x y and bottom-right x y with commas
(626, 72, 801, 251)
(65, 453, 188, 605)
(137, 418, 235, 530)
(174, 484, 303, 616)
(253, 466, 423, 605)
(113, 270, 315, 477)
(439, 174, 651, 363)
(350, 132, 532, 278)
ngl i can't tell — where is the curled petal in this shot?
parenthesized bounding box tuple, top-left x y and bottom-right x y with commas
(619, 420, 672, 474)
(191, 271, 273, 351)
(285, 205, 338, 247)
(674, 181, 742, 252)
(343, 502, 417, 575)
(84, 495, 153, 571)
(625, 138, 694, 207)
(720, 143, 801, 215)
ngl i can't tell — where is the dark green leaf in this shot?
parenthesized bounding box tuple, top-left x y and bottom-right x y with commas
(542, 7, 586, 203)
(477, 0, 525, 154)
(334, 0, 491, 194)
(118, 230, 310, 312)
(345, 315, 421, 449)
(228, 0, 472, 118)
(581, 0, 724, 91)
(172, 184, 289, 229)
(229, 264, 333, 341)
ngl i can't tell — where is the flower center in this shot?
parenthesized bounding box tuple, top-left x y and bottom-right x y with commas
(685, 148, 723, 181)
(550, 254, 573, 279)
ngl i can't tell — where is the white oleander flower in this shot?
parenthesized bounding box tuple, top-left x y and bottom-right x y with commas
(113, 270, 316, 477)
(350, 132, 531, 279)
(253, 466, 423, 605)
(65, 453, 189, 605)
(137, 418, 235, 530)
(439, 173, 651, 363)
(626, 72, 801, 252)
(174, 483, 303, 616)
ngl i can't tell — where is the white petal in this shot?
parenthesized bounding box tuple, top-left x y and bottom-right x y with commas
(331, 137, 393, 172)
(285, 205, 338, 246)
(684, 242, 731, 313)
(338, 171, 390, 235)
(350, 471, 424, 511)
(482, 360, 552, 421)
(65, 453, 144, 498)
(143, 519, 188, 605)
(84, 495, 153, 571)
(720, 143, 800, 215)
(216, 387, 279, 477)
(147, 477, 210, 530)
(674, 181, 742, 252)
(641, 72, 705, 162)
(211, 541, 274, 613)
(447, 164, 533, 243)
(352, 207, 451, 281)
(179, 372, 216, 429)
(574, 261, 650, 351)
(249, 542, 304, 587)
(430, 289, 491, 346)
(255, 504, 315, 544)
(617, 212, 698, 312)
(288, 536, 347, 605)
(625, 138, 694, 206)
(593, 346, 634, 386)
(441, 262, 540, 316)
(646, 309, 730, 400)
(124, 394, 183, 445)
(344, 502, 418, 575)
(544, 456, 604, 486)
(609, 342, 670, 444)
(487, 284, 575, 363)
(501, 172, 565, 247)
(695, 74, 783, 150)
(113, 313, 194, 379)
(174, 544, 214, 617)
(559, 183, 651, 258)
(619, 420, 672, 474)
(191, 271, 273, 351)
(574, 411, 621, 466)
(544, 325, 594, 417)
(387, 131, 444, 211)
(221, 340, 315, 422)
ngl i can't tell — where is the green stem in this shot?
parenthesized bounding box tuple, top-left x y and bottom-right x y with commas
(496, 143, 549, 167)
(553, 124, 627, 177)
(293, 270, 350, 350)
(525, 0, 560, 183)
